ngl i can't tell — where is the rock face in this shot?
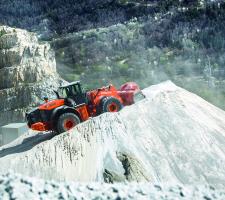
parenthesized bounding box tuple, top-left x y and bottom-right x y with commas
(0, 81, 225, 186)
(0, 26, 62, 126)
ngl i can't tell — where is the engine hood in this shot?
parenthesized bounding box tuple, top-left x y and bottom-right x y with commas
(39, 99, 65, 111)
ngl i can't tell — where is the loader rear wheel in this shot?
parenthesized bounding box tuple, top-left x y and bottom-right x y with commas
(99, 97, 123, 114)
(56, 113, 80, 134)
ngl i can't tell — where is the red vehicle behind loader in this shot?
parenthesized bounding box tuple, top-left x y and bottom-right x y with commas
(26, 81, 144, 134)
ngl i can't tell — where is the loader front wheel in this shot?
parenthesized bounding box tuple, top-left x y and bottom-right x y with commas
(56, 113, 80, 134)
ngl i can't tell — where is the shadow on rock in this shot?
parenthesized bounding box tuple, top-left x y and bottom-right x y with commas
(0, 132, 57, 158)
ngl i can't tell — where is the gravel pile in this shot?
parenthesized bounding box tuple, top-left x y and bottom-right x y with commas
(0, 173, 224, 200)
(0, 81, 225, 191)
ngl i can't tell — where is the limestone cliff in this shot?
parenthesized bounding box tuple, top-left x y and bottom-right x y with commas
(0, 26, 63, 126)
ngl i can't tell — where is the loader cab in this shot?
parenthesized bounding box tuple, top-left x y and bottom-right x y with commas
(57, 81, 87, 106)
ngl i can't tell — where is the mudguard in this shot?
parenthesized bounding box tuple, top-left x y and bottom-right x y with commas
(51, 105, 81, 122)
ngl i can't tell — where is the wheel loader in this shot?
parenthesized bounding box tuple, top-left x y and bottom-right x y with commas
(26, 81, 144, 134)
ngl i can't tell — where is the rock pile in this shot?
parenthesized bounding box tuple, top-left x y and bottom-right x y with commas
(0, 173, 224, 200)
(0, 81, 225, 186)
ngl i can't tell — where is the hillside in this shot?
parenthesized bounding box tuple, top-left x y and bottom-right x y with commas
(52, 1, 225, 109)
(0, 1, 225, 110)
(0, 0, 159, 36)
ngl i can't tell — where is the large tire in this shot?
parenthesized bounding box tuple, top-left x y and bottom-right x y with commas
(56, 112, 80, 134)
(98, 97, 123, 114)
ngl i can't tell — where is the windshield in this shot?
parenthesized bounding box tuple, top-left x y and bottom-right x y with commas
(57, 87, 68, 98)
(57, 84, 82, 99)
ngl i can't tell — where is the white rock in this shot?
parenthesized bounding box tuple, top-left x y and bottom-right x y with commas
(0, 81, 224, 186)
(0, 26, 63, 126)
